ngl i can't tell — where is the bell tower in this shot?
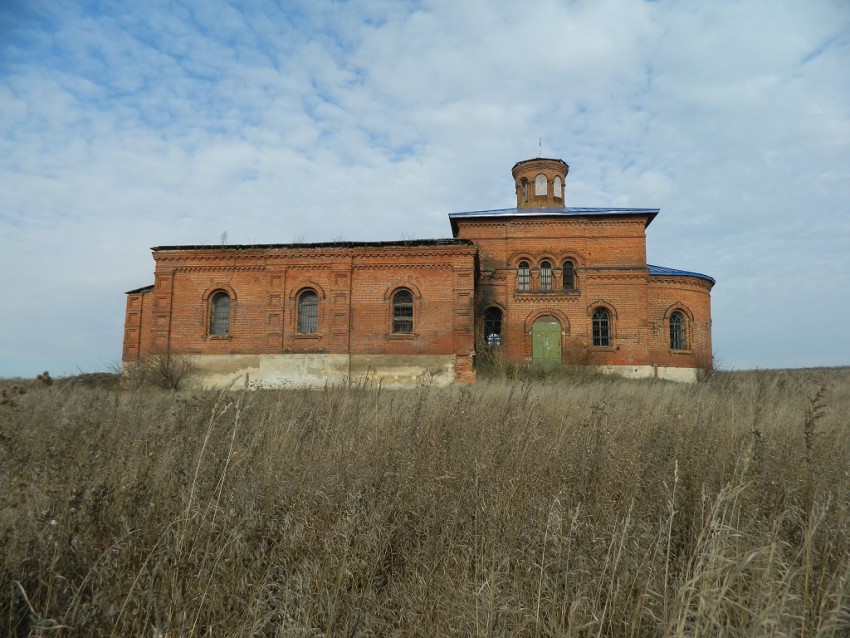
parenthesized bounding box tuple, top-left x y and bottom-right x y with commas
(511, 158, 569, 209)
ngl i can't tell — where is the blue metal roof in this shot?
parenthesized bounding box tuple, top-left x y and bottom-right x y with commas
(449, 206, 659, 234)
(449, 206, 660, 219)
(648, 264, 715, 285)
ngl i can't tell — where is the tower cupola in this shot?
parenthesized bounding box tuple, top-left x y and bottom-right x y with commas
(511, 158, 569, 209)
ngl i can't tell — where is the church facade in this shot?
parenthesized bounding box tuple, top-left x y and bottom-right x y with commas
(123, 158, 714, 387)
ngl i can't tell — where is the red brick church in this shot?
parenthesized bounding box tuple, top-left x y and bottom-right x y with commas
(123, 158, 714, 386)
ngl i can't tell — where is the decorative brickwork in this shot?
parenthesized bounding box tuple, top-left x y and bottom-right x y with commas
(124, 159, 714, 386)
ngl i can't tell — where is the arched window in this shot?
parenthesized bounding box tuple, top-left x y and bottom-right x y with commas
(535, 174, 547, 196)
(484, 307, 503, 347)
(670, 311, 687, 350)
(297, 289, 319, 334)
(540, 260, 552, 291)
(553, 175, 562, 198)
(518, 261, 530, 291)
(521, 178, 528, 203)
(392, 289, 414, 334)
(592, 308, 610, 347)
(562, 260, 575, 290)
(209, 291, 231, 336)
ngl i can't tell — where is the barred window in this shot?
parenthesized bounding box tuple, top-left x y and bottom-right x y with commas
(297, 290, 319, 334)
(484, 307, 503, 347)
(518, 261, 530, 291)
(670, 311, 686, 350)
(210, 291, 231, 336)
(540, 260, 552, 291)
(392, 289, 414, 334)
(562, 260, 575, 290)
(535, 174, 547, 196)
(592, 308, 610, 347)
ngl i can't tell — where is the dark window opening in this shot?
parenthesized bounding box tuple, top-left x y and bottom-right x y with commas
(210, 291, 231, 335)
(592, 308, 610, 347)
(562, 260, 575, 290)
(484, 307, 503, 347)
(392, 289, 414, 334)
(670, 311, 686, 350)
(540, 260, 552, 291)
(297, 290, 319, 334)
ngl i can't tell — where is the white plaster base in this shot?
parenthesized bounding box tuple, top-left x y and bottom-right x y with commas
(596, 365, 699, 383)
(184, 353, 457, 389)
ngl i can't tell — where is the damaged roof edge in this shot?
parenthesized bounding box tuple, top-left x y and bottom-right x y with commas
(151, 238, 474, 252)
(125, 284, 154, 295)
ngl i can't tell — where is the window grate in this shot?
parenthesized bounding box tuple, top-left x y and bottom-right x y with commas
(210, 292, 230, 335)
(298, 290, 319, 334)
(592, 308, 610, 346)
(392, 289, 414, 333)
(540, 261, 552, 291)
(518, 261, 530, 291)
(670, 311, 686, 350)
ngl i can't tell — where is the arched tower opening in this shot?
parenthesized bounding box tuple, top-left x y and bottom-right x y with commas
(511, 158, 569, 209)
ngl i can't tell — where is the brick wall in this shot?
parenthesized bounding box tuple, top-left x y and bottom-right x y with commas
(647, 277, 714, 369)
(455, 214, 714, 369)
(124, 157, 714, 381)
(123, 242, 477, 382)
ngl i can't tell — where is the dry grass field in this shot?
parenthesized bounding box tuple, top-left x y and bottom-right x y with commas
(1, 368, 849, 636)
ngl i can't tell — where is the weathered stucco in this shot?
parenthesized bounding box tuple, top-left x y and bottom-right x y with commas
(596, 365, 699, 383)
(184, 353, 456, 389)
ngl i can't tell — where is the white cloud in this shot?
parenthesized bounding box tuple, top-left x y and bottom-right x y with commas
(1, 0, 849, 376)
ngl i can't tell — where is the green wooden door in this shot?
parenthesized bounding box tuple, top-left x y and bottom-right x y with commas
(532, 317, 562, 367)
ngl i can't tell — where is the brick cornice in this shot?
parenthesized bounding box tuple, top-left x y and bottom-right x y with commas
(353, 263, 454, 270)
(174, 265, 266, 272)
(649, 277, 713, 291)
(512, 292, 581, 302)
(156, 246, 476, 264)
(353, 248, 476, 259)
(157, 253, 266, 263)
(511, 218, 644, 228)
(268, 250, 353, 259)
(584, 271, 648, 281)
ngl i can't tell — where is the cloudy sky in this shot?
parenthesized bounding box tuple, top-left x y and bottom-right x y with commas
(1, 0, 849, 377)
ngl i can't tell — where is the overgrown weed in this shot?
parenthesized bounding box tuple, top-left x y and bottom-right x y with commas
(1, 368, 849, 635)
